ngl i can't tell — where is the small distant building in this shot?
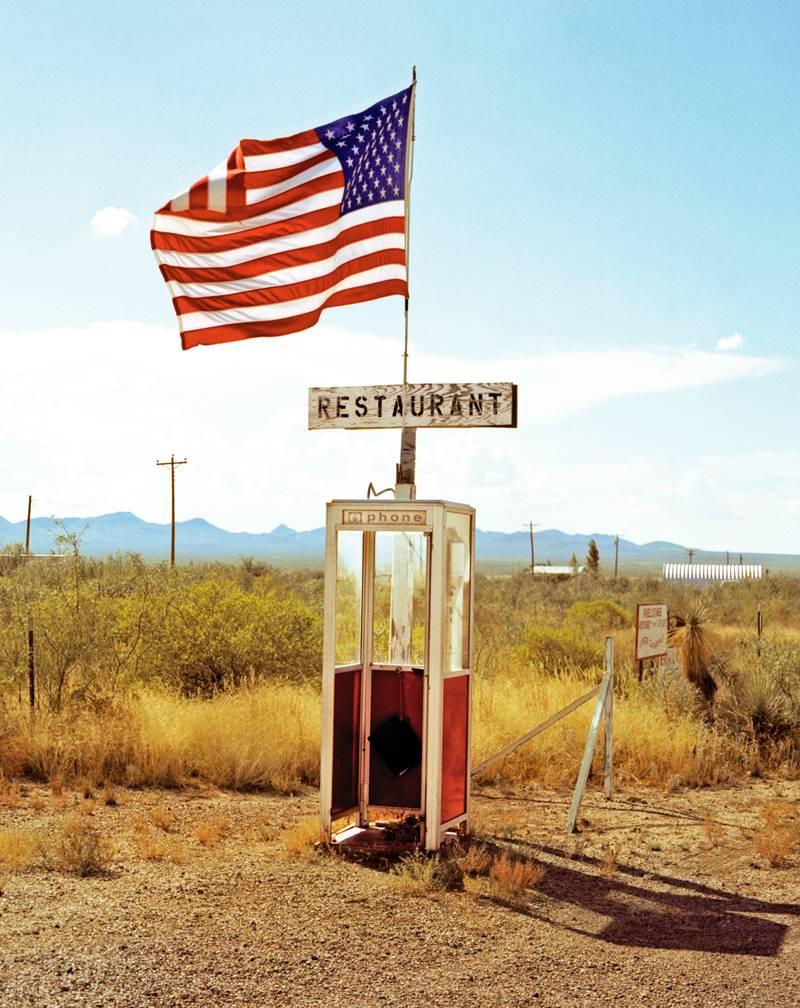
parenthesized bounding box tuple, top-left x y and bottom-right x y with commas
(663, 563, 762, 582)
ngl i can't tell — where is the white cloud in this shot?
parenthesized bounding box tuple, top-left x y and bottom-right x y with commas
(0, 321, 793, 551)
(716, 333, 745, 351)
(90, 206, 137, 237)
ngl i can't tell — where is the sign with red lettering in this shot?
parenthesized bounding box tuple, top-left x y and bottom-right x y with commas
(308, 382, 517, 430)
(635, 602, 669, 660)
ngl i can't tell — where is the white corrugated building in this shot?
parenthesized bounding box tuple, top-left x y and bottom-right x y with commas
(663, 563, 762, 582)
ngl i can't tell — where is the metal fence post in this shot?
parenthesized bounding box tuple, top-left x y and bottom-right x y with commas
(567, 636, 614, 833)
(603, 636, 614, 800)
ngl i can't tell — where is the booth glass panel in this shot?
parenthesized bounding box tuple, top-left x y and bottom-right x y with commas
(335, 532, 363, 666)
(445, 512, 472, 672)
(372, 531, 428, 666)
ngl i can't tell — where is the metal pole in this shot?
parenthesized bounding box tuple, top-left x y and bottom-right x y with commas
(396, 67, 417, 494)
(566, 647, 614, 833)
(603, 637, 614, 800)
(27, 615, 35, 711)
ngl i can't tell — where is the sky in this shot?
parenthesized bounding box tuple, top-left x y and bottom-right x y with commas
(1, 1, 798, 552)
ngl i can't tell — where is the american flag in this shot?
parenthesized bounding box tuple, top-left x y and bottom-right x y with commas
(151, 85, 413, 350)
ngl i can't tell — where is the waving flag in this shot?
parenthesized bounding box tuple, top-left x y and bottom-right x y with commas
(151, 86, 413, 349)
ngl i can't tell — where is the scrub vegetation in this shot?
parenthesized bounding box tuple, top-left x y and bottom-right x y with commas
(0, 548, 798, 793)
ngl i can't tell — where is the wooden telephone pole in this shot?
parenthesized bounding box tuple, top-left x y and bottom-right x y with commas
(614, 535, 619, 579)
(156, 455, 188, 566)
(25, 495, 32, 553)
(524, 521, 540, 575)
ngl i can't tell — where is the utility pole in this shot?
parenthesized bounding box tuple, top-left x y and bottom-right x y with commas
(614, 535, 619, 579)
(523, 521, 540, 575)
(25, 495, 32, 554)
(725, 550, 730, 565)
(156, 454, 188, 566)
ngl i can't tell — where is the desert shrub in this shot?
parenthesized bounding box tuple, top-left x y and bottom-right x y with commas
(41, 815, 112, 876)
(565, 599, 630, 638)
(390, 851, 464, 893)
(145, 579, 321, 694)
(669, 601, 719, 703)
(513, 626, 600, 671)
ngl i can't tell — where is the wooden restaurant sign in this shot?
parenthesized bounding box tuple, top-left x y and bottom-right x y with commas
(308, 382, 517, 430)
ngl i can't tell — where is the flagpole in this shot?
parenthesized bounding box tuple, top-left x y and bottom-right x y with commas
(397, 66, 417, 497)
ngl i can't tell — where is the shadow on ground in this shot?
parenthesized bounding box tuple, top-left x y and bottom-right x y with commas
(497, 840, 799, 957)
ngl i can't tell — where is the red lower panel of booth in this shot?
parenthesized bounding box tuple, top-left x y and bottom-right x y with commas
(369, 667, 424, 809)
(441, 674, 469, 824)
(331, 667, 361, 817)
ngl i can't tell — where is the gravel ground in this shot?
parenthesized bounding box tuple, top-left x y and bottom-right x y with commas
(0, 779, 798, 1008)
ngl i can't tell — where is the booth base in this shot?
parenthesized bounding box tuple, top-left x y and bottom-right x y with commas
(329, 824, 461, 857)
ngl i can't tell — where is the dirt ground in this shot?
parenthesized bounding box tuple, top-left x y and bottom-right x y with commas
(0, 777, 798, 1008)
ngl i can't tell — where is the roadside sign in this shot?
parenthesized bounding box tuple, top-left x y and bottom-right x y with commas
(659, 646, 681, 672)
(635, 602, 668, 660)
(308, 382, 517, 430)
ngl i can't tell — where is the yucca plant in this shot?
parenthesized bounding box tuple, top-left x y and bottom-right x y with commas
(669, 601, 718, 704)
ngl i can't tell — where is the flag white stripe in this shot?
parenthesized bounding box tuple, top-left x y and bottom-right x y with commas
(245, 153, 339, 205)
(154, 199, 405, 268)
(207, 159, 228, 213)
(243, 142, 327, 172)
(170, 191, 190, 212)
(179, 264, 406, 332)
(153, 183, 343, 238)
(167, 232, 406, 298)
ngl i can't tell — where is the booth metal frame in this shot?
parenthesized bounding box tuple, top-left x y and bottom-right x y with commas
(320, 498, 475, 852)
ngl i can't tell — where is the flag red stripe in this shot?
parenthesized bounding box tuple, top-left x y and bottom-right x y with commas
(156, 217, 405, 283)
(172, 249, 407, 315)
(180, 279, 408, 349)
(239, 129, 320, 157)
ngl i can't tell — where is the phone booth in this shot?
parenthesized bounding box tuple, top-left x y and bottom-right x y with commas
(320, 498, 475, 852)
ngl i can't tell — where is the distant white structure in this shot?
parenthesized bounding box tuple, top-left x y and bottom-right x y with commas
(532, 564, 585, 576)
(663, 563, 762, 582)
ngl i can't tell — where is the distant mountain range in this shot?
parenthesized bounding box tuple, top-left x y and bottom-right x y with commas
(0, 511, 797, 574)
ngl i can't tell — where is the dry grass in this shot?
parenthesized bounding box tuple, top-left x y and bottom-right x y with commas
(488, 851, 546, 897)
(389, 851, 464, 894)
(0, 649, 782, 797)
(456, 842, 493, 877)
(134, 828, 189, 864)
(149, 805, 177, 832)
(752, 801, 800, 866)
(280, 815, 321, 858)
(0, 776, 23, 807)
(195, 817, 230, 847)
(598, 842, 619, 877)
(472, 665, 750, 790)
(0, 828, 39, 869)
(0, 682, 320, 792)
